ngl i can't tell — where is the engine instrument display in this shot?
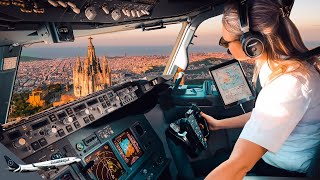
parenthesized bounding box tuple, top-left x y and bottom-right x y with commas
(113, 129, 143, 167)
(85, 144, 125, 180)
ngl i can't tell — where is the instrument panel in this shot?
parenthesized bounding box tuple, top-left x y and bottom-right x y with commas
(0, 77, 172, 180)
(1, 83, 138, 159)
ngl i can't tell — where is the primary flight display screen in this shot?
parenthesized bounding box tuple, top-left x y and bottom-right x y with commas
(113, 129, 143, 167)
(85, 144, 125, 180)
(209, 59, 255, 108)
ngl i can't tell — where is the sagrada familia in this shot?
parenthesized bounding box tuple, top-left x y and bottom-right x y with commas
(73, 37, 112, 97)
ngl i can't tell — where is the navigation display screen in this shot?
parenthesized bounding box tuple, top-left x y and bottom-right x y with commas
(85, 144, 125, 180)
(113, 129, 143, 167)
(209, 60, 255, 108)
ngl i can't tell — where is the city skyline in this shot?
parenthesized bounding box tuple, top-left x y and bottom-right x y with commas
(9, 51, 236, 120)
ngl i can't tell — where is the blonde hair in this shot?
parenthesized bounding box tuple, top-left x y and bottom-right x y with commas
(222, 0, 316, 84)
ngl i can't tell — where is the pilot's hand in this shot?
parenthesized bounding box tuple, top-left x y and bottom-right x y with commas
(200, 112, 221, 131)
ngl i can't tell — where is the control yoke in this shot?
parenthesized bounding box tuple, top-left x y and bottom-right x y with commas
(166, 104, 210, 157)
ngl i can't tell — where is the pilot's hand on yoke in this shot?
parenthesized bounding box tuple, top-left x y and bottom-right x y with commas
(200, 112, 221, 131)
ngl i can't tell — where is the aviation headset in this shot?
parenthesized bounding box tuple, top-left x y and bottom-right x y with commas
(238, 0, 265, 58)
(238, 0, 300, 58)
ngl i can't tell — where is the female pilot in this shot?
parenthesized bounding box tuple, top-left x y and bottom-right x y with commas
(201, 0, 320, 179)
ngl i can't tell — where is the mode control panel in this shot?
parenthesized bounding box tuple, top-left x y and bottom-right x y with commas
(0, 83, 141, 159)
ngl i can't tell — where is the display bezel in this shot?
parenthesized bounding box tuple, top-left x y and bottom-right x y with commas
(113, 129, 144, 167)
(208, 59, 255, 109)
(84, 143, 126, 180)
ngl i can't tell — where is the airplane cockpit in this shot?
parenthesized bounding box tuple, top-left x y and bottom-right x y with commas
(0, 0, 319, 180)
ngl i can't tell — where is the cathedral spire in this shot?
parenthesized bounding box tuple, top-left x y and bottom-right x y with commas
(87, 37, 97, 66)
(75, 56, 81, 70)
(73, 37, 112, 97)
(88, 37, 94, 47)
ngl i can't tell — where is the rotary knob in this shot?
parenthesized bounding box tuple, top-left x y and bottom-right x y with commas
(97, 106, 103, 114)
(48, 127, 58, 136)
(85, 109, 90, 115)
(142, 169, 148, 175)
(13, 138, 26, 148)
(63, 117, 73, 124)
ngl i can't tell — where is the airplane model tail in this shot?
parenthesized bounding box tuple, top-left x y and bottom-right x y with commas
(4, 155, 20, 171)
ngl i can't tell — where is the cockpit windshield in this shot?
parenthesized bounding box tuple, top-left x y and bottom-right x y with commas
(7, 24, 183, 123)
(7, 6, 320, 125)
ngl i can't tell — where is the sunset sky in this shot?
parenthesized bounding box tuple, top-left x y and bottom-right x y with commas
(26, 0, 320, 53)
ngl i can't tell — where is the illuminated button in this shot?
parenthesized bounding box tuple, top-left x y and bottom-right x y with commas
(19, 138, 26, 145)
(76, 143, 84, 151)
(14, 138, 26, 148)
(31, 141, 41, 150)
(38, 138, 48, 146)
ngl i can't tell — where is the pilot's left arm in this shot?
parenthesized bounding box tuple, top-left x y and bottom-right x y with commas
(205, 139, 266, 179)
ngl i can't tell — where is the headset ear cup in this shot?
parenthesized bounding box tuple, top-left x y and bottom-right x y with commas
(241, 32, 265, 58)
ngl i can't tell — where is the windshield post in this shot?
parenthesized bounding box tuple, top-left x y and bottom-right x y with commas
(0, 45, 22, 124)
(163, 5, 224, 76)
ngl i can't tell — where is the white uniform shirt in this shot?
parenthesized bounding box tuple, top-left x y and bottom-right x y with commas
(239, 62, 320, 173)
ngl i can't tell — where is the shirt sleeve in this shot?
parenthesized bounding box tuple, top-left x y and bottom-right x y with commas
(239, 74, 312, 153)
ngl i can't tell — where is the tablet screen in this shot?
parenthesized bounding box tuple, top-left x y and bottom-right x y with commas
(209, 60, 254, 108)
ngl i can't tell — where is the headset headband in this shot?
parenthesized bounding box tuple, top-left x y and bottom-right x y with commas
(278, 0, 295, 17)
(239, 0, 249, 33)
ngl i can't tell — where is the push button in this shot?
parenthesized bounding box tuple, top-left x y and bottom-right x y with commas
(98, 96, 104, 102)
(38, 138, 48, 146)
(102, 102, 107, 108)
(76, 143, 84, 151)
(31, 141, 41, 150)
(74, 121, 81, 129)
(49, 114, 57, 122)
(83, 117, 90, 124)
(58, 129, 65, 137)
(89, 114, 95, 121)
(66, 125, 73, 133)
(71, 115, 77, 121)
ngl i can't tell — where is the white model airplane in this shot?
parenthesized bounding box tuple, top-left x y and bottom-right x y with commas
(4, 155, 81, 172)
